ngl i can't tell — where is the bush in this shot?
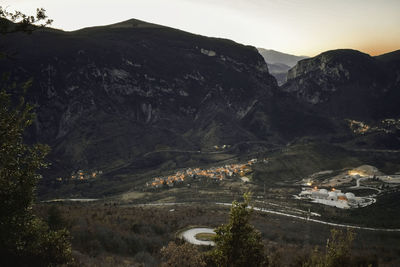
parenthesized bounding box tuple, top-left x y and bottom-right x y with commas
(160, 241, 206, 267)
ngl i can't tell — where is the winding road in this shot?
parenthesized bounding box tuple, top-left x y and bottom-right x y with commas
(180, 228, 216, 246)
(350, 177, 381, 194)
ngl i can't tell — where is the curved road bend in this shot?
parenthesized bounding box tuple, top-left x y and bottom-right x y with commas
(181, 228, 215, 246)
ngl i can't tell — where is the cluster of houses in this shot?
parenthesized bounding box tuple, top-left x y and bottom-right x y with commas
(146, 159, 258, 188)
(67, 170, 102, 181)
(348, 118, 400, 135)
(347, 119, 370, 134)
(213, 144, 231, 150)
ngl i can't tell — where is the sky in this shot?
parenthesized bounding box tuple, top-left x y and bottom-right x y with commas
(2, 0, 400, 56)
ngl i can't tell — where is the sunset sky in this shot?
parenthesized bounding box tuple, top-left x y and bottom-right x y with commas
(3, 0, 400, 56)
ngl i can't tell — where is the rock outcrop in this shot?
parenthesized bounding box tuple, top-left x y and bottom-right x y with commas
(282, 49, 400, 119)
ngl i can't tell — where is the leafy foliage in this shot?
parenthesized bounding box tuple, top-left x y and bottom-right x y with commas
(160, 241, 206, 267)
(0, 6, 52, 34)
(0, 77, 72, 267)
(208, 193, 267, 267)
(302, 229, 355, 267)
(0, 78, 72, 267)
(0, 7, 72, 266)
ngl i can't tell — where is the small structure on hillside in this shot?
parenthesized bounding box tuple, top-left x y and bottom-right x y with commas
(297, 187, 373, 209)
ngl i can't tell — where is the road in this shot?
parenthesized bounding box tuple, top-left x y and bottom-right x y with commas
(342, 147, 400, 153)
(123, 202, 400, 232)
(180, 228, 215, 246)
(216, 203, 400, 232)
(356, 178, 364, 187)
(47, 200, 400, 232)
(42, 198, 99, 203)
(349, 178, 381, 194)
(143, 141, 282, 157)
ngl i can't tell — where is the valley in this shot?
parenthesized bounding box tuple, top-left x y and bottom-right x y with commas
(44, 140, 400, 229)
(1, 13, 400, 266)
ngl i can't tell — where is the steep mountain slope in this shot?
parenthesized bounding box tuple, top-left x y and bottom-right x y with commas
(375, 49, 400, 88)
(282, 49, 400, 120)
(2, 19, 288, 185)
(257, 48, 308, 85)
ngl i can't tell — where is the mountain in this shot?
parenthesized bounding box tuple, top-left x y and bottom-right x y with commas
(281, 49, 400, 120)
(3, 18, 398, 197)
(257, 49, 308, 67)
(257, 48, 308, 85)
(1, 19, 291, 192)
(375, 49, 400, 88)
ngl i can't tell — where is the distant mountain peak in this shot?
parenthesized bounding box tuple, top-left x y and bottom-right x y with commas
(106, 18, 165, 29)
(257, 48, 308, 67)
(257, 48, 308, 85)
(74, 18, 166, 32)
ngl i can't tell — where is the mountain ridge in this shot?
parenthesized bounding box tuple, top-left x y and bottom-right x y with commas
(282, 49, 400, 119)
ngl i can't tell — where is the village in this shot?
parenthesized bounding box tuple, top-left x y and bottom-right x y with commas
(347, 118, 400, 135)
(56, 169, 103, 182)
(296, 165, 400, 209)
(146, 159, 260, 188)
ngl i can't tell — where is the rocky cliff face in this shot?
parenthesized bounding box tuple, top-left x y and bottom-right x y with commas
(282, 49, 400, 120)
(1, 19, 282, 180)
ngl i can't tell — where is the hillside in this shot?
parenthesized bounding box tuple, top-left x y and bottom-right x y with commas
(1, 19, 293, 195)
(2, 19, 399, 198)
(282, 49, 400, 120)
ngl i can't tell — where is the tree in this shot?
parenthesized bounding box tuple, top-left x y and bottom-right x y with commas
(0, 7, 72, 266)
(0, 6, 53, 34)
(208, 193, 267, 267)
(302, 229, 355, 267)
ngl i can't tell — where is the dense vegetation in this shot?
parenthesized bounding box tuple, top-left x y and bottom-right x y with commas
(0, 7, 72, 266)
(33, 198, 399, 266)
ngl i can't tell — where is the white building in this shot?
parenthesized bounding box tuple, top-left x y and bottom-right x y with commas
(327, 191, 338, 201)
(311, 189, 328, 199)
(298, 188, 366, 209)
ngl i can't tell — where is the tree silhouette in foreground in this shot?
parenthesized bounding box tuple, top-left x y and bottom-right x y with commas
(0, 7, 72, 267)
(208, 193, 267, 267)
(302, 229, 355, 267)
(0, 6, 53, 34)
